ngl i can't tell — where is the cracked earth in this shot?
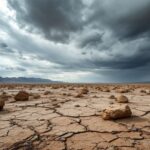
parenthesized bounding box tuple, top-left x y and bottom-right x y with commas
(0, 84, 150, 150)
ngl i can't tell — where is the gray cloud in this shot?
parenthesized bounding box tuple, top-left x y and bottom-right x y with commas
(1, 0, 150, 82)
(89, 0, 150, 40)
(8, 0, 84, 43)
(78, 32, 103, 48)
(0, 42, 8, 48)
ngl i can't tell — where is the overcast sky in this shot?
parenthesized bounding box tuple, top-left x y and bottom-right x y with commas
(0, 0, 150, 82)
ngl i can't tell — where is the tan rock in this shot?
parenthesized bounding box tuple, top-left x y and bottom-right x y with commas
(102, 104, 132, 120)
(140, 89, 146, 93)
(44, 91, 51, 95)
(81, 88, 89, 94)
(75, 93, 84, 98)
(109, 95, 115, 99)
(14, 91, 29, 101)
(116, 95, 129, 103)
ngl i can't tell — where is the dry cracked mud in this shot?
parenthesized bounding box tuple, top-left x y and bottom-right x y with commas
(0, 84, 150, 150)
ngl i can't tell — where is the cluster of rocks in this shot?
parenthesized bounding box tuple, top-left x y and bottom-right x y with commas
(102, 94, 132, 120)
(0, 88, 140, 122)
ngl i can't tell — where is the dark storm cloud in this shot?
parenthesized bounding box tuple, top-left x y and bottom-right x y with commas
(8, 0, 84, 43)
(89, 0, 150, 40)
(91, 48, 150, 69)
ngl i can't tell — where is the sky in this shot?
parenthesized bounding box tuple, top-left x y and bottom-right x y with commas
(0, 0, 150, 83)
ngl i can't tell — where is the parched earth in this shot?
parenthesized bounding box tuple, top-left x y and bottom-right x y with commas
(0, 84, 150, 150)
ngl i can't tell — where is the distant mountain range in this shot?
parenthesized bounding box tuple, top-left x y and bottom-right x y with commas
(0, 77, 60, 83)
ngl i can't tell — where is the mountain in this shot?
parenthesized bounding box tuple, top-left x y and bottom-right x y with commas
(0, 77, 60, 83)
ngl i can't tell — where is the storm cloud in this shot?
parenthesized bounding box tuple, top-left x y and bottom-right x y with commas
(88, 0, 150, 40)
(0, 0, 150, 82)
(8, 0, 84, 43)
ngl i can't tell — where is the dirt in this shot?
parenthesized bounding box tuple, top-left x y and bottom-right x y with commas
(0, 84, 150, 150)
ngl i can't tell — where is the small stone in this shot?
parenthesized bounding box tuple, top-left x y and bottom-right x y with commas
(81, 88, 89, 94)
(140, 89, 146, 93)
(92, 95, 98, 98)
(109, 95, 115, 99)
(116, 95, 129, 103)
(75, 104, 80, 107)
(102, 104, 132, 120)
(44, 91, 51, 95)
(75, 93, 83, 98)
(14, 91, 29, 101)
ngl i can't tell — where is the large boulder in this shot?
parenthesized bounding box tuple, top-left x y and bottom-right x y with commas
(14, 91, 29, 101)
(102, 104, 132, 120)
(116, 95, 129, 103)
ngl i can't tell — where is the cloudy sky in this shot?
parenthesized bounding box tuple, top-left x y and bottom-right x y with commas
(0, 0, 150, 82)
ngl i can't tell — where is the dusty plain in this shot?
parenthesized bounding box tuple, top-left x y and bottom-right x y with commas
(0, 83, 150, 150)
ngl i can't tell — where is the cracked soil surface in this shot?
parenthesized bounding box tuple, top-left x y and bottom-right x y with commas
(0, 84, 150, 150)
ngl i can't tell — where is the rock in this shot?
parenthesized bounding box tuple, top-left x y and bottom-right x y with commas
(14, 91, 29, 101)
(75, 104, 80, 107)
(116, 95, 129, 103)
(102, 104, 132, 120)
(75, 93, 84, 98)
(140, 89, 146, 93)
(109, 95, 115, 99)
(0, 98, 5, 110)
(81, 88, 89, 94)
(44, 91, 51, 95)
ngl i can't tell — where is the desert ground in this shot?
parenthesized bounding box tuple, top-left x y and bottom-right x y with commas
(0, 84, 150, 150)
